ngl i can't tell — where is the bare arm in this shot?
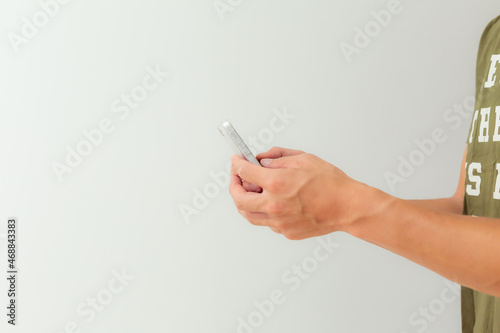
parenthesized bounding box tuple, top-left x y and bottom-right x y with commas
(349, 183, 500, 297)
(406, 145, 467, 214)
(350, 145, 500, 296)
(230, 145, 500, 297)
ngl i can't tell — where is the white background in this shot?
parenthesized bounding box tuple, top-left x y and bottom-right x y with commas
(1, 0, 499, 332)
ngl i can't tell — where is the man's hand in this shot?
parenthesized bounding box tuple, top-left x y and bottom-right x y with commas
(240, 147, 304, 193)
(229, 146, 378, 240)
(230, 146, 500, 297)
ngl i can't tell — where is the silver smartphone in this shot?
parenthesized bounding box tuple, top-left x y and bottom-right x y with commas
(218, 121, 261, 166)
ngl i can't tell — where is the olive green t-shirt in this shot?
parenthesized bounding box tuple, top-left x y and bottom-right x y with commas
(462, 14, 500, 333)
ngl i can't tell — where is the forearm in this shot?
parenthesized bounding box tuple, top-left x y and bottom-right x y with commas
(348, 185, 500, 297)
(407, 197, 463, 215)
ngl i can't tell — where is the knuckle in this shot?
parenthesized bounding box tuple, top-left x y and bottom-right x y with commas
(239, 165, 248, 179)
(269, 227, 281, 234)
(229, 183, 238, 197)
(230, 161, 239, 174)
(300, 153, 318, 167)
(233, 198, 244, 210)
(302, 153, 315, 162)
(237, 209, 247, 220)
(283, 231, 300, 240)
(240, 211, 256, 225)
(266, 176, 285, 192)
(305, 152, 317, 159)
(267, 201, 285, 215)
(274, 220, 287, 230)
(246, 213, 261, 225)
(247, 217, 258, 226)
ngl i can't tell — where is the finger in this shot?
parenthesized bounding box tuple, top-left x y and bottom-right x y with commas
(259, 154, 305, 169)
(229, 173, 244, 196)
(278, 221, 328, 240)
(229, 174, 268, 212)
(282, 228, 326, 240)
(242, 181, 263, 193)
(239, 210, 271, 226)
(242, 181, 251, 192)
(269, 227, 282, 234)
(256, 146, 304, 160)
(231, 154, 274, 187)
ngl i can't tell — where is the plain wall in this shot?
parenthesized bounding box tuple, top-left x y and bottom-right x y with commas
(1, 0, 499, 332)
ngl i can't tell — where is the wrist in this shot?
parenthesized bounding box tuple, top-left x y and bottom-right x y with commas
(343, 183, 399, 237)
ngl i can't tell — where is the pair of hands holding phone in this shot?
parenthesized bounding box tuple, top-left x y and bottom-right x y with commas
(229, 147, 381, 239)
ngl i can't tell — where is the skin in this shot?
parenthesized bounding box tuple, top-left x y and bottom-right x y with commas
(229, 145, 500, 297)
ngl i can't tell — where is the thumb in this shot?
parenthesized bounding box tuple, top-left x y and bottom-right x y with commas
(259, 156, 299, 169)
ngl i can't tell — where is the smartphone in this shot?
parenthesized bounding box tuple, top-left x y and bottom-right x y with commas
(218, 120, 261, 166)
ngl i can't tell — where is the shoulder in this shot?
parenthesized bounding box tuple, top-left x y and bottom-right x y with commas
(479, 14, 500, 44)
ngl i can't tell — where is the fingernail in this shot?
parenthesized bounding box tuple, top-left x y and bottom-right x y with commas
(249, 183, 260, 192)
(260, 158, 272, 167)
